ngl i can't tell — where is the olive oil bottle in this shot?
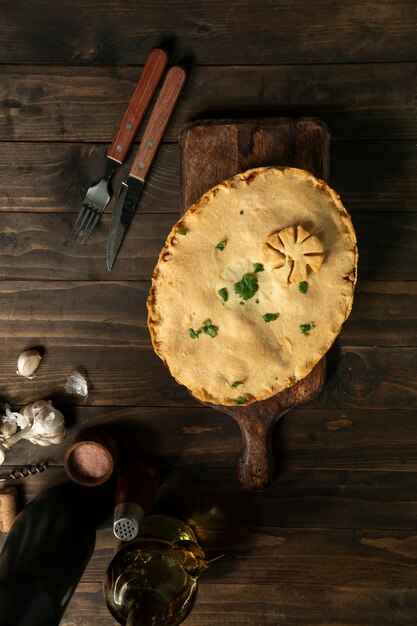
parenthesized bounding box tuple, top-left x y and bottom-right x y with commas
(103, 515, 208, 626)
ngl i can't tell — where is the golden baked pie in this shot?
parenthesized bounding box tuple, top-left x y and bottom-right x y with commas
(147, 167, 357, 406)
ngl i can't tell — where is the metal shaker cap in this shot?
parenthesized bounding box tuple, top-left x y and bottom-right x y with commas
(113, 502, 145, 541)
(113, 460, 160, 541)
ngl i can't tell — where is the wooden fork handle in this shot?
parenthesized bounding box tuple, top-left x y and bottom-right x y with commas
(107, 48, 169, 164)
(130, 66, 187, 181)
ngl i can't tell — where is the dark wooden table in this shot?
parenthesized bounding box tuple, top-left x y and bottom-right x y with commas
(1, 2, 417, 624)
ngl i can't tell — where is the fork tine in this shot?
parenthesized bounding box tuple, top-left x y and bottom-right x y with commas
(77, 210, 94, 244)
(77, 206, 94, 237)
(80, 211, 100, 244)
(69, 204, 89, 241)
(70, 202, 105, 243)
(73, 207, 94, 244)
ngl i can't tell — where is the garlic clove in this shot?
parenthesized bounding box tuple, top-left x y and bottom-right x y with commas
(0, 418, 18, 440)
(30, 400, 51, 420)
(20, 402, 35, 424)
(16, 350, 42, 378)
(65, 371, 88, 398)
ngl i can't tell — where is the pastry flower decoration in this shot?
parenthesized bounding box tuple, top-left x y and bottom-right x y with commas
(262, 224, 324, 284)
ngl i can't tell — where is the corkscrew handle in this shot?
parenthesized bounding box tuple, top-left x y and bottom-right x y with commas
(0, 463, 48, 482)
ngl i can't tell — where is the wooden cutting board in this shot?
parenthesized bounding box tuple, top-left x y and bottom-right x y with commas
(179, 118, 329, 490)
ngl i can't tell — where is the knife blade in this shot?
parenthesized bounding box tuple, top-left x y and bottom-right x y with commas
(106, 177, 144, 271)
(106, 66, 187, 271)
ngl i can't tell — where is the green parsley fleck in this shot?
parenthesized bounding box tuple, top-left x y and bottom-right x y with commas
(218, 288, 228, 302)
(231, 380, 244, 388)
(189, 319, 218, 339)
(202, 319, 218, 338)
(236, 396, 246, 405)
(253, 263, 264, 273)
(300, 322, 316, 336)
(263, 313, 280, 322)
(216, 240, 227, 250)
(256, 299, 260, 304)
(240, 210, 244, 215)
(176, 229, 187, 236)
(239, 301, 245, 305)
(234, 273, 259, 301)
(298, 281, 309, 294)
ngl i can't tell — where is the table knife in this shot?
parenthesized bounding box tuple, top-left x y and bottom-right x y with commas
(70, 47, 168, 243)
(106, 66, 187, 271)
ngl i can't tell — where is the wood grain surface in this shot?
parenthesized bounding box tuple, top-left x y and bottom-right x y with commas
(1, 141, 416, 215)
(63, 582, 417, 626)
(1, 1, 417, 64)
(1, 64, 416, 142)
(0, 1, 416, 624)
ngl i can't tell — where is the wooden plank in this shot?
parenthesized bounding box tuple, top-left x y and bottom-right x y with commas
(0, 406, 238, 468)
(345, 281, 417, 346)
(0, 281, 151, 348)
(6, 522, 417, 589)
(78, 526, 417, 588)
(62, 581, 417, 625)
(0, 281, 415, 348)
(1, 0, 417, 65)
(153, 468, 417, 531)
(0, 212, 416, 281)
(353, 212, 417, 281)
(6, 466, 417, 531)
(2, 406, 417, 472)
(0, 143, 178, 214)
(0, 345, 415, 408)
(0, 213, 169, 281)
(330, 141, 417, 213)
(2, 141, 417, 215)
(280, 409, 417, 471)
(0, 64, 416, 142)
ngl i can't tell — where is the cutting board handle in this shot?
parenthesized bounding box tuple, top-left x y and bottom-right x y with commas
(237, 415, 277, 490)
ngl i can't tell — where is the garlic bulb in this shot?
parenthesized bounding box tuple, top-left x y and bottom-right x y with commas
(23, 400, 66, 446)
(2, 400, 66, 449)
(16, 350, 42, 378)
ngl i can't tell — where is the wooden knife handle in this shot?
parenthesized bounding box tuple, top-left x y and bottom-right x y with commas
(130, 66, 187, 181)
(107, 48, 169, 164)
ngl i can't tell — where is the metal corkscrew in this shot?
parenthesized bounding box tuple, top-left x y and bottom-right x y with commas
(0, 463, 48, 482)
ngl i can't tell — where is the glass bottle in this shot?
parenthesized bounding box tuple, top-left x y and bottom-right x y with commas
(0, 482, 111, 626)
(103, 515, 209, 626)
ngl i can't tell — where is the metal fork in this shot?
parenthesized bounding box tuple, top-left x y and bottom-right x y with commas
(69, 159, 118, 243)
(69, 48, 168, 244)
